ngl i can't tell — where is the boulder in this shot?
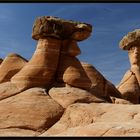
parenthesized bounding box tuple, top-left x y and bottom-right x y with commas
(56, 55, 92, 90)
(0, 87, 64, 136)
(0, 53, 27, 83)
(82, 62, 122, 101)
(49, 85, 106, 108)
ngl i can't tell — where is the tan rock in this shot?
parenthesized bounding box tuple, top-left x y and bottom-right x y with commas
(117, 70, 140, 104)
(0, 53, 27, 83)
(49, 86, 106, 108)
(0, 128, 39, 136)
(61, 39, 81, 57)
(49, 122, 140, 136)
(0, 82, 23, 101)
(82, 62, 122, 101)
(111, 97, 133, 104)
(57, 55, 92, 90)
(41, 103, 140, 136)
(119, 29, 140, 50)
(0, 87, 64, 136)
(11, 38, 61, 90)
(32, 16, 92, 41)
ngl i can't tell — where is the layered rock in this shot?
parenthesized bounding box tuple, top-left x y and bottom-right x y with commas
(117, 29, 140, 104)
(82, 62, 122, 102)
(0, 53, 27, 83)
(41, 103, 140, 136)
(11, 38, 61, 90)
(32, 16, 92, 41)
(11, 16, 92, 92)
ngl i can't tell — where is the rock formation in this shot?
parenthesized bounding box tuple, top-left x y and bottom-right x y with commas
(0, 53, 27, 83)
(0, 16, 138, 137)
(117, 29, 140, 104)
(41, 103, 140, 136)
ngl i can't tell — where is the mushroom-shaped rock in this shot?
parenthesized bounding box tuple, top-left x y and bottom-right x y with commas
(119, 29, 140, 50)
(0, 53, 27, 83)
(32, 16, 92, 41)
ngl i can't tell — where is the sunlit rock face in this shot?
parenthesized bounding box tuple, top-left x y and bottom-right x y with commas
(0, 16, 134, 137)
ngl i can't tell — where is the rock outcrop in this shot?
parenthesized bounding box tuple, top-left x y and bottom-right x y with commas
(0, 53, 27, 83)
(0, 88, 64, 136)
(41, 103, 140, 136)
(117, 29, 140, 104)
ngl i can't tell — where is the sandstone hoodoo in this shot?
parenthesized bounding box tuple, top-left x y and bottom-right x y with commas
(117, 29, 140, 104)
(11, 16, 92, 91)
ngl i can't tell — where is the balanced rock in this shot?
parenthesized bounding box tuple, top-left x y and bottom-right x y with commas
(0, 88, 64, 136)
(32, 16, 92, 41)
(0, 53, 27, 83)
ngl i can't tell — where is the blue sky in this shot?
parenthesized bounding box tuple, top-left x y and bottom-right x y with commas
(0, 3, 140, 85)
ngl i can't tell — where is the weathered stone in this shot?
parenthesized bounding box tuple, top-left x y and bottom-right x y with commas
(61, 39, 81, 57)
(82, 62, 122, 101)
(49, 85, 106, 108)
(32, 16, 92, 41)
(120, 29, 140, 50)
(0, 88, 64, 136)
(57, 55, 92, 90)
(117, 70, 140, 104)
(46, 122, 140, 136)
(41, 103, 140, 136)
(0, 82, 23, 101)
(11, 38, 61, 90)
(111, 97, 133, 104)
(0, 53, 27, 83)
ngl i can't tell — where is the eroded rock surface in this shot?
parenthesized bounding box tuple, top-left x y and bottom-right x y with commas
(41, 103, 140, 136)
(0, 88, 64, 136)
(0, 53, 27, 83)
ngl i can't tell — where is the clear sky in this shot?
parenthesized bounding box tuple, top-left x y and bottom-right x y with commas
(0, 3, 140, 85)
